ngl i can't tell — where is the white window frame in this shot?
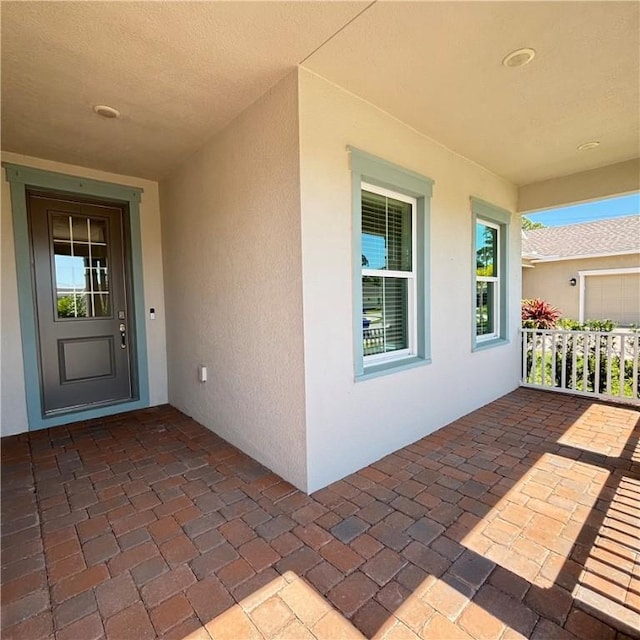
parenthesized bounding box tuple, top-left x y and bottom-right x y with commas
(475, 218, 500, 343)
(361, 182, 418, 365)
(471, 196, 510, 351)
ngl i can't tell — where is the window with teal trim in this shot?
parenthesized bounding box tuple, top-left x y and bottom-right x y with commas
(472, 198, 510, 349)
(476, 219, 500, 341)
(350, 148, 433, 379)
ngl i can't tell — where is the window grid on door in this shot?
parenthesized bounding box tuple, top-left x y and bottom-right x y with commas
(52, 214, 111, 319)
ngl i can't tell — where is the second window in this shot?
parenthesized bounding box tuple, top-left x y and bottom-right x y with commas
(475, 219, 500, 341)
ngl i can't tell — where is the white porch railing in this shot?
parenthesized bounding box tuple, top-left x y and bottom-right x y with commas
(521, 328, 640, 406)
(363, 327, 386, 356)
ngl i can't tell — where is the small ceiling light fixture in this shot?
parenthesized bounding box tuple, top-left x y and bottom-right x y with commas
(577, 141, 600, 151)
(569, 277, 577, 287)
(93, 105, 121, 119)
(502, 47, 536, 68)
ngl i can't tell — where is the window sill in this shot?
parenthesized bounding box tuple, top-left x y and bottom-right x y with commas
(357, 356, 431, 382)
(472, 337, 510, 352)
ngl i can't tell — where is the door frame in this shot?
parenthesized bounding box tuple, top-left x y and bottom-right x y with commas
(4, 163, 150, 429)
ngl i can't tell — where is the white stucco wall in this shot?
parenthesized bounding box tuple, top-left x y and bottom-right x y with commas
(159, 72, 307, 491)
(298, 69, 521, 492)
(0, 152, 168, 436)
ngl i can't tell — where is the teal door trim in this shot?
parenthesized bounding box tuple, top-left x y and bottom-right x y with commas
(3, 163, 150, 429)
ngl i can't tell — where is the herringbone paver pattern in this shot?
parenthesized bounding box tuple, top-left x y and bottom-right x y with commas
(1, 388, 638, 639)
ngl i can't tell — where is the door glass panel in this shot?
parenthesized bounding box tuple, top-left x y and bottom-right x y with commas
(52, 215, 72, 241)
(88, 268, 110, 292)
(71, 216, 106, 243)
(52, 215, 111, 318)
(92, 294, 111, 317)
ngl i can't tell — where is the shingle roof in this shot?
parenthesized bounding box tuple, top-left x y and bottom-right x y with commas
(522, 215, 640, 260)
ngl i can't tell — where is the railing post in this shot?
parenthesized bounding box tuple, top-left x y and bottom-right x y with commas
(594, 332, 601, 395)
(571, 331, 578, 391)
(560, 333, 568, 389)
(606, 334, 613, 397)
(618, 335, 625, 399)
(632, 334, 639, 400)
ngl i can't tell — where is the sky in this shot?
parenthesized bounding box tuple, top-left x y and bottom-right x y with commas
(526, 193, 640, 227)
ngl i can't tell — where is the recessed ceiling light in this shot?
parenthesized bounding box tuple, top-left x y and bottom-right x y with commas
(93, 105, 121, 119)
(577, 141, 600, 151)
(502, 48, 536, 68)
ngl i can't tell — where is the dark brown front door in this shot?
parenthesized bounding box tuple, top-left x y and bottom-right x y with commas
(28, 192, 133, 415)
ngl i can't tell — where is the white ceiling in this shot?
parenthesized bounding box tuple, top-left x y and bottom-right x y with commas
(0, 1, 367, 179)
(303, 1, 640, 185)
(2, 1, 639, 185)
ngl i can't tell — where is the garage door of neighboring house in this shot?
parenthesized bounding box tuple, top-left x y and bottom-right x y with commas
(582, 270, 640, 326)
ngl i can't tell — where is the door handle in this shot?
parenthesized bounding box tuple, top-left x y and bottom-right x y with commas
(119, 323, 127, 349)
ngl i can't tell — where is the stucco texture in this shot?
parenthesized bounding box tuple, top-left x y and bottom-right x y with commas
(523, 254, 640, 323)
(298, 69, 521, 492)
(159, 72, 307, 490)
(0, 152, 168, 436)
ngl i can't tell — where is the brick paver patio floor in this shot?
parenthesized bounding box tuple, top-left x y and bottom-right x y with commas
(2, 388, 638, 639)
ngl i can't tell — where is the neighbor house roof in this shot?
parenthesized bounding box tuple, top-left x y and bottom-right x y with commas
(522, 215, 640, 262)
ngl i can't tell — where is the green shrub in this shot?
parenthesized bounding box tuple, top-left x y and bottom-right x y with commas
(557, 318, 582, 331)
(557, 318, 618, 332)
(583, 319, 618, 332)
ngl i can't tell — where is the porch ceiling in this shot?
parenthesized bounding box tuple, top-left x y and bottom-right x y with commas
(1, 1, 638, 185)
(0, 1, 367, 179)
